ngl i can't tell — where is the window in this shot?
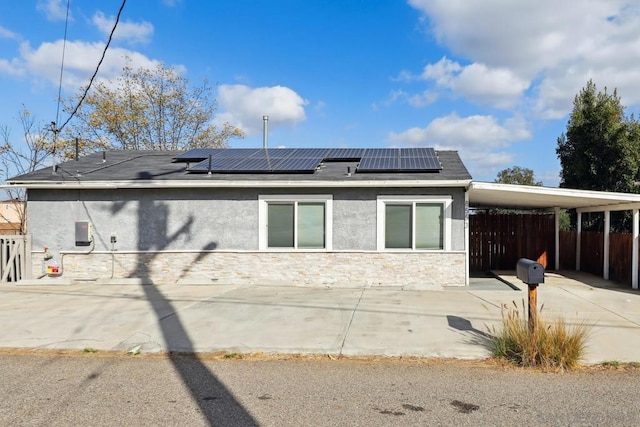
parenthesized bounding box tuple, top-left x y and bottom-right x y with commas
(377, 196, 451, 251)
(259, 195, 333, 250)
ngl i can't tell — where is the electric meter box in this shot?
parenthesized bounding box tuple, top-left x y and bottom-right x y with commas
(75, 221, 92, 246)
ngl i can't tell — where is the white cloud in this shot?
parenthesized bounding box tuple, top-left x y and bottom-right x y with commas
(0, 25, 19, 40)
(421, 56, 461, 86)
(163, 0, 183, 6)
(372, 90, 408, 110)
(388, 112, 531, 174)
(15, 40, 163, 91)
(217, 85, 307, 134)
(92, 11, 154, 45)
(408, 90, 437, 107)
(373, 89, 437, 109)
(389, 112, 530, 148)
(314, 100, 327, 112)
(417, 57, 530, 109)
(0, 58, 25, 77)
(408, 0, 640, 117)
(36, 0, 71, 22)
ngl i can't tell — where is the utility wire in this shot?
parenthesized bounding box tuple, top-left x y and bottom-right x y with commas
(57, 0, 127, 133)
(54, 0, 71, 130)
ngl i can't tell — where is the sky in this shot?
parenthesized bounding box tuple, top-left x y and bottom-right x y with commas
(2, 0, 640, 186)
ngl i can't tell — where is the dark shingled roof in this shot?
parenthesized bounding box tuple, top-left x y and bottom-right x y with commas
(9, 149, 472, 183)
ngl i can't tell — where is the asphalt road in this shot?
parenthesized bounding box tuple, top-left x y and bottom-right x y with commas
(1, 353, 639, 426)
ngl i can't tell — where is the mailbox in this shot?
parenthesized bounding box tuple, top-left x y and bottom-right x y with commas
(516, 258, 544, 285)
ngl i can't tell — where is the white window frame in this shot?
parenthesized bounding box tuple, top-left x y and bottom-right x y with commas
(376, 195, 452, 251)
(259, 195, 333, 251)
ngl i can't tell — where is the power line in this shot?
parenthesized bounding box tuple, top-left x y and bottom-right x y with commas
(57, 0, 127, 133)
(54, 0, 71, 130)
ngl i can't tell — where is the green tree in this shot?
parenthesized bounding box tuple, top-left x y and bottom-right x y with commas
(62, 61, 243, 156)
(556, 80, 640, 193)
(494, 166, 542, 186)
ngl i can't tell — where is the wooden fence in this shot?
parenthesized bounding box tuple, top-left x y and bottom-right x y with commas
(560, 231, 635, 285)
(469, 213, 555, 271)
(0, 235, 31, 282)
(471, 214, 639, 286)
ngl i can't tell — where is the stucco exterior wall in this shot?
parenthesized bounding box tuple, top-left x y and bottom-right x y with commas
(27, 186, 468, 287)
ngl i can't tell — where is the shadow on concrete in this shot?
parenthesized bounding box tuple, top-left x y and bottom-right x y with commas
(447, 315, 494, 351)
(141, 285, 257, 425)
(552, 270, 640, 296)
(122, 182, 258, 426)
(469, 271, 520, 291)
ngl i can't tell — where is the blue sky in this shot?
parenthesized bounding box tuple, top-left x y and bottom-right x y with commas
(2, 1, 640, 185)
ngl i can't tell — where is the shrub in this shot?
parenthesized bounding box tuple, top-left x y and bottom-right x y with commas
(491, 301, 590, 370)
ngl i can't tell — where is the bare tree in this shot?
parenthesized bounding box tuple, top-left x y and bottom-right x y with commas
(0, 107, 56, 233)
(61, 61, 243, 155)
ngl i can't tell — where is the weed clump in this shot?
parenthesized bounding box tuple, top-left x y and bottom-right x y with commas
(491, 301, 590, 371)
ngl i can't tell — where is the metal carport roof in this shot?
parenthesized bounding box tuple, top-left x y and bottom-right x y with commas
(468, 181, 640, 289)
(469, 181, 640, 212)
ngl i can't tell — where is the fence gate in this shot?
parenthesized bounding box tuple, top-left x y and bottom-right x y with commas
(0, 235, 31, 282)
(469, 213, 555, 272)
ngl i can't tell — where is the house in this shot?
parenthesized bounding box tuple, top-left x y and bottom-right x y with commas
(0, 199, 25, 234)
(8, 148, 472, 288)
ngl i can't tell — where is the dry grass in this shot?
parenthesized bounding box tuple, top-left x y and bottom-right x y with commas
(491, 301, 590, 371)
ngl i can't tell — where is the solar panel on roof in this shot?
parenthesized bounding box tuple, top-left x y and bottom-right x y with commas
(174, 148, 261, 162)
(186, 149, 323, 173)
(363, 148, 399, 157)
(173, 148, 216, 162)
(247, 148, 298, 159)
(400, 157, 432, 170)
(357, 146, 442, 172)
(325, 148, 365, 160)
(213, 149, 259, 159)
(234, 157, 278, 171)
(400, 147, 437, 158)
(287, 148, 329, 158)
(358, 156, 399, 171)
(400, 147, 441, 171)
(274, 156, 323, 172)
(186, 156, 244, 172)
(183, 146, 442, 174)
(357, 148, 399, 171)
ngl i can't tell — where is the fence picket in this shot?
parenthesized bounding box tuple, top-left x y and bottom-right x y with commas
(0, 235, 30, 282)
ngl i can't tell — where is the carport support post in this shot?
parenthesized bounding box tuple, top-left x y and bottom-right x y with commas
(603, 210, 610, 280)
(633, 209, 639, 289)
(576, 212, 582, 271)
(528, 284, 538, 333)
(554, 207, 560, 271)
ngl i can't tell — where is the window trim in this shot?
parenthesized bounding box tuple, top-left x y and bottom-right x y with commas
(376, 195, 452, 251)
(259, 195, 333, 251)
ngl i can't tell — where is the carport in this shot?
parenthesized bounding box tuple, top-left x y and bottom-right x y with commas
(466, 181, 640, 289)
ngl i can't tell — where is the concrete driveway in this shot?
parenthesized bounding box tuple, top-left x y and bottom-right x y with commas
(1, 271, 639, 364)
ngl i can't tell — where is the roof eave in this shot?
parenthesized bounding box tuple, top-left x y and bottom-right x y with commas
(4, 179, 473, 190)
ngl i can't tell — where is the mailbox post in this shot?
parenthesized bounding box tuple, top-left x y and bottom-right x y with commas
(516, 258, 545, 332)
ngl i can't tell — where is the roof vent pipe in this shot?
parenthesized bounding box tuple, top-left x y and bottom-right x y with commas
(263, 115, 269, 149)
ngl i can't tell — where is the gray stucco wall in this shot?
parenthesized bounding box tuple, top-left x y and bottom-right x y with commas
(27, 187, 466, 254)
(26, 186, 467, 286)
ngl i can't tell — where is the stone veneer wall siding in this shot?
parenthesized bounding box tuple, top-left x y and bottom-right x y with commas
(42, 251, 466, 288)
